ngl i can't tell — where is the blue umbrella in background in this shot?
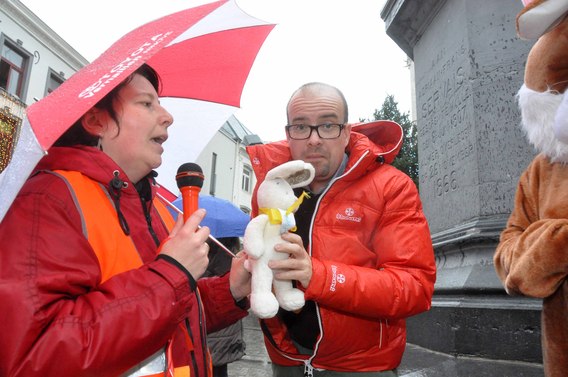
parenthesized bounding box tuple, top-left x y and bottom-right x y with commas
(170, 195, 250, 238)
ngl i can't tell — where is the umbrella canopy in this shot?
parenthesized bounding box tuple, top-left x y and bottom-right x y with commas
(169, 195, 250, 238)
(0, 0, 274, 222)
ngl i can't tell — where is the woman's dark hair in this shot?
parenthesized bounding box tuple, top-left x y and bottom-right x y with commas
(54, 63, 161, 147)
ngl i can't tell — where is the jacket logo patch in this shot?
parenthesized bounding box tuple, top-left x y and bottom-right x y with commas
(335, 207, 362, 223)
(330, 265, 346, 292)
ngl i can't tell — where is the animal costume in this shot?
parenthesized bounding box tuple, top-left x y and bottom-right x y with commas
(243, 160, 315, 319)
(494, 1, 568, 376)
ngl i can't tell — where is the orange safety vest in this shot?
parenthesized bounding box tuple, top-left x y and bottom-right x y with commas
(52, 170, 211, 377)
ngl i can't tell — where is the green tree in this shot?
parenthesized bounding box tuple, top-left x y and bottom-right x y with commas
(365, 95, 419, 190)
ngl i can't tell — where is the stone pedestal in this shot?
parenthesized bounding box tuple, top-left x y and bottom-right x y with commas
(382, 0, 542, 366)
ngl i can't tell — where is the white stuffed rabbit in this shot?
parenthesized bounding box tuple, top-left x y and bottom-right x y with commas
(243, 160, 315, 319)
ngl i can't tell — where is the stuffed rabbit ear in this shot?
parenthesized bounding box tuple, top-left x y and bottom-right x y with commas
(265, 160, 315, 188)
(516, 0, 568, 39)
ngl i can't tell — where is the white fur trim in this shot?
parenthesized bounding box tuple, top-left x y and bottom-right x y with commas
(518, 84, 568, 162)
(553, 92, 568, 143)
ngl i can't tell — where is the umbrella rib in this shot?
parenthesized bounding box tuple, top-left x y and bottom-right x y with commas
(156, 192, 237, 258)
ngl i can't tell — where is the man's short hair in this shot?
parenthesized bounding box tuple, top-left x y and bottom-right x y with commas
(286, 82, 348, 123)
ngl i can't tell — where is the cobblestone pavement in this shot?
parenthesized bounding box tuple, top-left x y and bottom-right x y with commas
(228, 314, 272, 377)
(228, 312, 544, 377)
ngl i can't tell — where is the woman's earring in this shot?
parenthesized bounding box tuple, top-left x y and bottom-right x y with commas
(97, 135, 103, 151)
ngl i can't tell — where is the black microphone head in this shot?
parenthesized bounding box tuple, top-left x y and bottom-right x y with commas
(176, 162, 204, 189)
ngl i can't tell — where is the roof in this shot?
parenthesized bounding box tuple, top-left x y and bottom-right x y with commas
(220, 115, 261, 142)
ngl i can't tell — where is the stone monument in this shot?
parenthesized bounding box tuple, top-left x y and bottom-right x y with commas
(381, 0, 542, 367)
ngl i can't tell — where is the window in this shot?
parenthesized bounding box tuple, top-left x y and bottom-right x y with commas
(242, 165, 252, 193)
(0, 38, 30, 99)
(46, 69, 64, 95)
(209, 153, 217, 195)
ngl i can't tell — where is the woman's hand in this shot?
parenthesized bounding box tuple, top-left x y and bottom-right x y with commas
(229, 251, 251, 301)
(160, 209, 210, 280)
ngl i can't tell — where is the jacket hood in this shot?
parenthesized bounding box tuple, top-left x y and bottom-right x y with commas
(247, 120, 403, 184)
(350, 120, 403, 164)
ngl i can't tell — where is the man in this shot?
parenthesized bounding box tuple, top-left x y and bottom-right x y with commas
(245, 82, 436, 376)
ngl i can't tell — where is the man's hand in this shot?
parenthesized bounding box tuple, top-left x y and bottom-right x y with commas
(269, 232, 312, 288)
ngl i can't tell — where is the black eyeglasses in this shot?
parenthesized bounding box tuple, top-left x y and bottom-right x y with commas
(285, 123, 344, 140)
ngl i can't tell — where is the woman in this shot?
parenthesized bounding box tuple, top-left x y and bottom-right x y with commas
(0, 64, 250, 377)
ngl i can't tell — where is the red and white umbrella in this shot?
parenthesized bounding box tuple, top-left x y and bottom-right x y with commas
(0, 0, 274, 221)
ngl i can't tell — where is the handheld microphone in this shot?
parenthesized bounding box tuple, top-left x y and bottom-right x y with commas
(176, 163, 204, 222)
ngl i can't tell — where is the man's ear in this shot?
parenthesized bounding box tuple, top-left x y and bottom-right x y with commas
(342, 123, 352, 148)
(81, 108, 106, 136)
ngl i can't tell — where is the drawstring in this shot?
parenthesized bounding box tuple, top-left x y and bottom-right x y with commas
(108, 170, 130, 235)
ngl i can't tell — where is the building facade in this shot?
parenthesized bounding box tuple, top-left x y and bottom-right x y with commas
(1, 0, 87, 105)
(1, 0, 87, 188)
(194, 115, 262, 214)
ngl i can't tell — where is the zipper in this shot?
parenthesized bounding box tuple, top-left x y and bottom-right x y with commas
(301, 151, 370, 370)
(253, 151, 373, 373)
(303, 361, 314, 377)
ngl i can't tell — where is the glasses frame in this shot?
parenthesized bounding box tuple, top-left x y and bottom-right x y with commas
(285, 123, 345, 140)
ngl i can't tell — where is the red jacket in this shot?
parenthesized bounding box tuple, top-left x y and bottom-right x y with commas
(246, 121, 436, 372)
(0, 146, 248, 377)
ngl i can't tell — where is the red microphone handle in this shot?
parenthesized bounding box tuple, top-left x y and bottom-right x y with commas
(180, 186, 200, 222)
(176, 162, 204, 222)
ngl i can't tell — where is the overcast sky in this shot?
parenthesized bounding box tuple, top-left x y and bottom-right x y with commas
(20, 0, 412, 143)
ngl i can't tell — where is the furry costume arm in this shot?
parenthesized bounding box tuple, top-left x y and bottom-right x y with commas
(494, 157, 568, 298)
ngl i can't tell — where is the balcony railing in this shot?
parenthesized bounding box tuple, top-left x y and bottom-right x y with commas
(0, 87, 26, 173)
